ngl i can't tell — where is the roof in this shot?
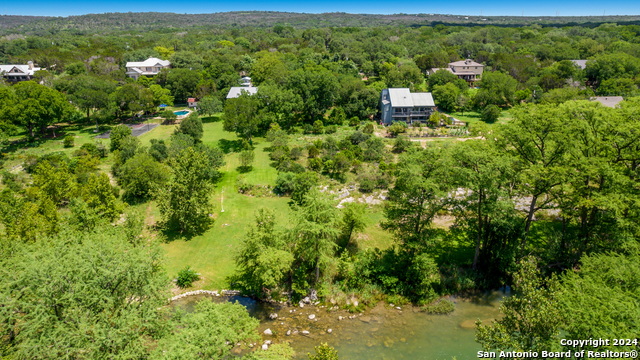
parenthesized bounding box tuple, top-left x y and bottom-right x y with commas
(591, 96, 624, 108)
(449, 59, 483, 67)
(387, 88, 434, 107)
(0, 64, 41, 76)
(125, 57, 170, 68)
(187, 98, 196, 103)
(226, 86, 258, 99)
(570, 60, 588, 70)
(411, 92, 435, 107)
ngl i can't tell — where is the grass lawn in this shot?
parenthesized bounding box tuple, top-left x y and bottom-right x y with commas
(2, 115, 397, 291)
(449, 109, 512, 127)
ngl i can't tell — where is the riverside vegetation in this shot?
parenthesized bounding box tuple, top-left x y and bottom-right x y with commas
(1, 13, 640, 359)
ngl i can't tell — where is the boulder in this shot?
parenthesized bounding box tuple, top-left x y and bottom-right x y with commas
(269, 313, 278, 320)
(262, 344, 269, 351)
(308, 314, 316, 320)
(301, 330, 310, 335)
(327, 329, 333, 334)
(263, 328, 273, 336)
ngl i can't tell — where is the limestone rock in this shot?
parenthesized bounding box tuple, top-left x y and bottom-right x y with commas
(263, 328, 273, 336)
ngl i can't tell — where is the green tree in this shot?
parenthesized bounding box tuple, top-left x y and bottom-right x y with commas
(480, 104, 501, 123)
(288, 66, 339, 123)
(149, 84, 174, 107)
(308, 343, 339, 360)
(157, 147, 214, 235)
(339, 202, 366, 253)
(150, 301, 259, 360)
(56, 75, 115, 122)
(197, 95, 222, 116)
(382, 147, 451, 252)
(427, 69, 468, 91)
(110, 124, 133, 151)
(160, 109, 178, 124)
(432, 83, 461, 113)
(239, 149, 255, 171)
(476, 257, 563, 354)
(13, 81, 74, 137)
(165, 68, 202, 103)
(557, 251, 640, 348)
(175, 112, 204, 142)
(223, 93, 262, 144)
(232, 209, 294, 299)
(118, 152, 170, 202)
(111, 83, 154, 118)
(293, 189, 340, 287)
(0, 230, 169, 359)
(474, 72, 518, 108)
(80, 172, 121, 221)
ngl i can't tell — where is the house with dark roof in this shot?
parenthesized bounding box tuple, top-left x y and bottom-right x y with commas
(0, 61, 41, 82)
(428, 59, 484, 85)
(125, 57, 170, 80)
(380, 88, 435, 125)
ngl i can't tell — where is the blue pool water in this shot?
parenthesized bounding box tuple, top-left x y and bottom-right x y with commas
(174, 110, 189, 116)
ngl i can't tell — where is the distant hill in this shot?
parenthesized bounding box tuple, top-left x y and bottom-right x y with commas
(1, 11, 640, 34)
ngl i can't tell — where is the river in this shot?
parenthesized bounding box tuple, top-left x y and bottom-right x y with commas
(171, 290, 507, 360)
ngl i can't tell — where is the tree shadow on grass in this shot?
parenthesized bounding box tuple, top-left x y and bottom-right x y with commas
(236, 165, 253, 173)
(201, 115, 222, 124)
(218, 139, 244, 154)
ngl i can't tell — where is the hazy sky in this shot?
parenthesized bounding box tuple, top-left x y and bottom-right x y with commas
(1, 0, 638, 17)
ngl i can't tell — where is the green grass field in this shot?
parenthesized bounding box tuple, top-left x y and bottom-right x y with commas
(2, 115, 396, 290)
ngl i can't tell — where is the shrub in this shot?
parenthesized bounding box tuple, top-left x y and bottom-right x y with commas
(325, 125, 338, 134)
(387, 122, 407, 137)
(176, 266, 200, 288)
(421, 299, 455, 314)
(481, 104, 501, 123)
(109, 125, 132, 152)
(63, 135, 75, 148)
(313, 120, 324, 134)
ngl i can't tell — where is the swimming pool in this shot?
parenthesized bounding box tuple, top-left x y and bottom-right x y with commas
(174, 110, 189, 116)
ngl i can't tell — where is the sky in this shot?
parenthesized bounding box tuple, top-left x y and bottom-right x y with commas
(1, 0, 639, 17)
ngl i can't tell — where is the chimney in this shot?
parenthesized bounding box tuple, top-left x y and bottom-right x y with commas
(27, 61, 34, 70)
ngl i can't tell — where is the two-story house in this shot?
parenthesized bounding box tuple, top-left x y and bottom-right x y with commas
(380, 88, 435, 125)
(0, 61, 41, 83)
(125, 57, 170, 80)
(428, 59, 484, 85)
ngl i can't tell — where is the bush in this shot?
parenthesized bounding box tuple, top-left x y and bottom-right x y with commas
(392, 135, 412, 153)
(109, 124, 132, 152)
(387, 122, 407, 137)
(325, 125, 338, 134)
(176, 266, 200, 288)
(421, 299, 455, 314)
(313, 120, 324, 134)
(63, 135, 75, 148)
(481, 104, 501, 123)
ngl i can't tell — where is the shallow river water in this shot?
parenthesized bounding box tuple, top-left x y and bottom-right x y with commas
(172, 290, 507, 360)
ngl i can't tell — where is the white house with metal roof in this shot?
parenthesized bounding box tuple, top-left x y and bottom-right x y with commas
(125, 57, 170, 79)
(380, 88, 436, 125)
(0, 61, 41, 82)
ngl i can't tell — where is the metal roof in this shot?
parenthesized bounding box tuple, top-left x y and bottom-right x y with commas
(125, 57, 170, 68)
(226, 86, 258, 99)
(387, 88, 434, 107)
(411, 92, 435, 107)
